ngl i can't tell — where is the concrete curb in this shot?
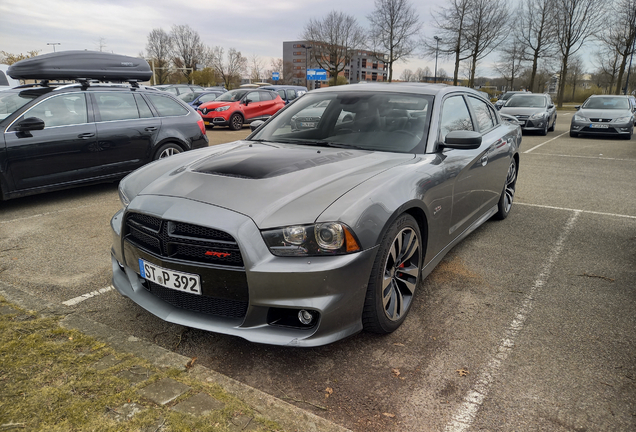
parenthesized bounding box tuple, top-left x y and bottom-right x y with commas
(0, 282, 351, 432)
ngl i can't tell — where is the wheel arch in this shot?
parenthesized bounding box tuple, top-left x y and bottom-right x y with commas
(152, 140, 186, 160)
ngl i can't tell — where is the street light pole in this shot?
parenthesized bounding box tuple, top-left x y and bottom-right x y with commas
(301, 44, 312, 88)
(47, 43, 61, 52)
(434, 36, 441, 83)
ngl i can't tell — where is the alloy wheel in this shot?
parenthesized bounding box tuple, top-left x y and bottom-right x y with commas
(382, 227, 420, 322)
(503, 159, 517, 214)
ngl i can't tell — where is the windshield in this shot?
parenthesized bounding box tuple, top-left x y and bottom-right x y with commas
(216, 89, 249, 102)
(506, 95, 547, 108)
(0, 90, 36, 121)
(582, 97, 630, 110)
(250, 91, 433, 154)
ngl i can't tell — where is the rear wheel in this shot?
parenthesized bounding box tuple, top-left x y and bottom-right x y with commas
(154, 143, 182, 160)
(493, 158, 517, 220)
(229, 113, 243, 130)
(363, 214, 423, 334)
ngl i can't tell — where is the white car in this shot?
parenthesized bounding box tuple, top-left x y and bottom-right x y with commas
(0, 64, 21, 91)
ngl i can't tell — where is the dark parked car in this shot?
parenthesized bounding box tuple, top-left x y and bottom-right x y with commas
(0, 81, 208, 201)
(111, 83, 521, 346)
(494, 90, 531, 110)
(499, 93, 557, 135)
(259, 85, 307, 104)
(570, 95, 635, 139)
(178, 90, 226, 108)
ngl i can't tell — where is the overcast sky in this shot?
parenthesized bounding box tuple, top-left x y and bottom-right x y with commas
(1, 0, 477, 78)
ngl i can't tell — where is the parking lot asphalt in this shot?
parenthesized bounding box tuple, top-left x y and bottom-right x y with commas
(1, 116, 635, 431)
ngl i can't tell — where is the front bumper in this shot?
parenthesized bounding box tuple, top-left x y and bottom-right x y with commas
(111, 195, 378, 347)
(570, 120, 633, 136)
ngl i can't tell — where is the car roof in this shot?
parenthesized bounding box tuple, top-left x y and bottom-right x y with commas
(260, 85, 307, 90)
(307, 82, 484, 98)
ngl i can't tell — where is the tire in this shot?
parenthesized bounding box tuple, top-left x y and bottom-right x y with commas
(363, 214, 423, 334)
(154, 143, 182, 160)
(229, 113, 243, 130)
(493, 158, 517, 220)
(569, 131, 578, 138)
(548, 116, 556, 131)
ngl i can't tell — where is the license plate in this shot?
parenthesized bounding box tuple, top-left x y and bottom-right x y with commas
(590, 124, 609, 128)
(204, 121, 210, 125)
(300, 122, 316, 128)
(139, 259, 201, 295)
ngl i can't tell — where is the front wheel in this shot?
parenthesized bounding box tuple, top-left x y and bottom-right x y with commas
(154, 143, 182, 160)
(493, 158, 517, 220)
(363, 214, 423, 334)
(229, 113, 243, 130)
(569, 131, 578, 138)
(539, 121, 548, 136)
(548, 116, 556, 131)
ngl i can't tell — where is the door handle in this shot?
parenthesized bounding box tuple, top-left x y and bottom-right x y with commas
(145, 127, 157, 132)
(78, 133, 95, 139)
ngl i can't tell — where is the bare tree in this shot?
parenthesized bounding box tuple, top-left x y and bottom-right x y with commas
(553, 0, 604, 107)
(210, 47, 247, 89)
(592, 48, 621, 93)
(146, 28, 173, 85)
(170, 24, 205, 84)
(603, 0, 636, 94)
(437, 68, 449, 80)
(426, 0, 473, 86)
(567, 55, 585, 100)
(367, 0, 421, 82)
(301, 10, 367, 86)
(249, 54, 266, 82)
(400, 68, 415, 81)
(415, 66, 432, 81)
(495, 37, 526, 90)
(517, 0, 557, 93)
(462, 0, 510, 87)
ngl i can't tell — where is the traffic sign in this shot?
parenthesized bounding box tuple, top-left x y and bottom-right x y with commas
(272, 72, 280, 81)
(307, 68, 327, 81)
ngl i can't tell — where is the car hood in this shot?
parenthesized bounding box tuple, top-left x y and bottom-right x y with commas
(500, 106, 546, 116)
(199, 101, 235, 110)
(136, 141, 414, 228)
(577, 108, 632, 119)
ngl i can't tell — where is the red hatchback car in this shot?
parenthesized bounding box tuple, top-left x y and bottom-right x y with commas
(198, 88, 285, 130)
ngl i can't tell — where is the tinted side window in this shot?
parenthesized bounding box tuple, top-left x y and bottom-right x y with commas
(146, 94, 189, 117)
(134, 94, 154, 118)
(95, 93, 140, 121)
(259, 91, 273, 101)
(25, 93, 88, 127)
(467, 96, 495, 132)
(288, 90, 297, 100)
(0, 71, 9, 86)
(198, 93, 220, 104)
(440, 96, 474, 139)
(277, 90, 286, 99)
(246, 92, 261, 103)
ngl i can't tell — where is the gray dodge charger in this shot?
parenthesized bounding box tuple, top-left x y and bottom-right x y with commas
(111, 83, 522, 347)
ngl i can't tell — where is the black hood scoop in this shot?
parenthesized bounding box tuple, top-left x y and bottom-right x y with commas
(191, 144, 363, 179)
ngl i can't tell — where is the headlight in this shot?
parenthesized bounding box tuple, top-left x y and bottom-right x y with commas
(612, 116, 632, 123)
(530, 112, 546, 119)
(215, 105, 230, 112)
(262, 222, 361, 256)
(118, 184, 131, 207)
(573, 114, 588, 122)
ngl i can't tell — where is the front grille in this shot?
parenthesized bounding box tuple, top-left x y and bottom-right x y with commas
(589, 118, 612, 122)
(125, 212, 244, 267)
(146, 281, 248, 319)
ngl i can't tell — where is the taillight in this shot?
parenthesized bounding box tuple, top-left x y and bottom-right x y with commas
(197, 118, 206, 136)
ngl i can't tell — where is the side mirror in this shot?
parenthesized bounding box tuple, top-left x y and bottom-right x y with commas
(500, 113, 521, 125)
(15, 117, 45, 132)
(574, 105, 581, 110)
(548, 104, 554, 109)
(250, 120, 265, 132)
(443, 130, 482, 149)
(194, 100, 202, 106)
(244, 99, 251, 106)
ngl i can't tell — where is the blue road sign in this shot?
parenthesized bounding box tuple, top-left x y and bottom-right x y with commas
(272, 72, 280, 81)
(307, 68, 327, 81)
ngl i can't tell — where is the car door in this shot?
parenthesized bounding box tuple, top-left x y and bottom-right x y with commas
(242, 90, 262, 121)
(258, 91, 278, 117)
(438, 94, 492, 238)
(91, 92, 162, 175)
(3, 92, 100, 191)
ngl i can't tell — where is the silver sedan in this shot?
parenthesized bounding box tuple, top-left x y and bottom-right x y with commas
(570, 95, 635, 139)
(111, 83, 521, 346)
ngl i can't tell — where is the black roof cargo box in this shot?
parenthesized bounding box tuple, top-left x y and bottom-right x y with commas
(7, 50, 152, 81)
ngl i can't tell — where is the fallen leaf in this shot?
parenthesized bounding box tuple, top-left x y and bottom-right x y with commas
(325, 387, 333, 398)
(68, 337, 73, 341)
(393, 343, 405, 346)
(392, 368, 400, 377)
(383, 412, 396, 418)
(185, 357, 197, 369)
(456, 368, 469, 377)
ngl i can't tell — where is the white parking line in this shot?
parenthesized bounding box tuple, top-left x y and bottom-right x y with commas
(516, 202, 636, 220)
(523, 153, 635, 162)
(62, 285, 114, 306)
(523, 131, 569, 154)
(444, 211, 580, 432)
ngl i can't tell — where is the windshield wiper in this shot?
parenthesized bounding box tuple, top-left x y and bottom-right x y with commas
(275, 139, 365, 150)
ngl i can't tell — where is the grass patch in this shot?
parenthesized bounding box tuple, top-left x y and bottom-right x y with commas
(0, 298, 281, 431)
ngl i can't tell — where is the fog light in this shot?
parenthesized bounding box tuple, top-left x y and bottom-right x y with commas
(298, 310, 314, 325)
